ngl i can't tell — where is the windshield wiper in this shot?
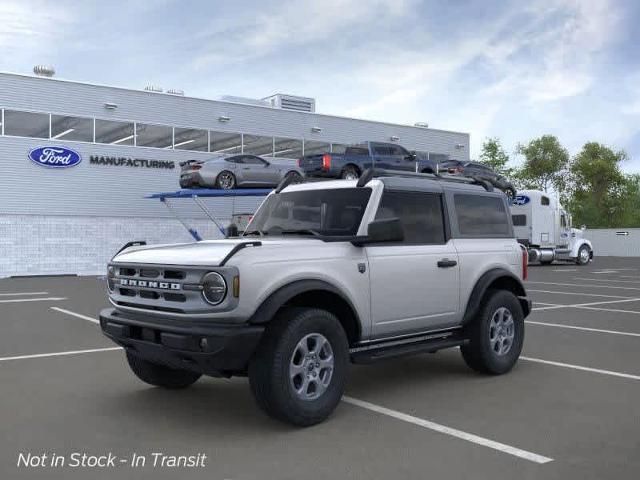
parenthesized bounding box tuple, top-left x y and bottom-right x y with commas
(243, 230, 265, 237)
(278, 229, 322, 237)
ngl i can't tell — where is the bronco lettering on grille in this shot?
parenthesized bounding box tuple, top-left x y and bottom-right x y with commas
(119, 279, 181, 290)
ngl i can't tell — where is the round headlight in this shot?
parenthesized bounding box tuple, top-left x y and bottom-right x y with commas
(201, 272, 227, 305)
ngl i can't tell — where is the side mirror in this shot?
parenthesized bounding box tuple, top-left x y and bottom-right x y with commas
(581, 224, 587, 231)
(406, 151, 417, 161)
(353, 218, 404, 246)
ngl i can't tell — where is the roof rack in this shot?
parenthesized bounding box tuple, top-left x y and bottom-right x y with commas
(357, 168, 494, 192)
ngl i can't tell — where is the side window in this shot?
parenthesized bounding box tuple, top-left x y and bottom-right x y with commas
(226, 156, 242, 163)
(512, 215, 527, 226)
(541, 196, 550, 206)
(242, 156, 265, 165)
(454, 194, 511, 237)
(388, 145, 408, 157)
(374, 191, 446, 245)
(372, 145, 391, 156)
(560, 214, 567, 228)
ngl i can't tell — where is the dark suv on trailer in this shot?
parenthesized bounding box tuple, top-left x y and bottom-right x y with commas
(438, 160, 516, 200)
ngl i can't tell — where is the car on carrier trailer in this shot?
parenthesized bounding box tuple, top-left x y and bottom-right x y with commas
(511, 190, 593, 265)
(100, 169, 531, 426)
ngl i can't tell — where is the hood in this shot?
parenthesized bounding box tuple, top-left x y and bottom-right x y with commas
(112, 237, 321, 266)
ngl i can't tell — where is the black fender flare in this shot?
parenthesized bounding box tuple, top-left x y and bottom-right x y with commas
(462, 268, 530, 324)
(248, 279, 361, 331)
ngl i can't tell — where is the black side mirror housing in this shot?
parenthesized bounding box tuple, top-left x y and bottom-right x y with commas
(352, 218, 404, 246)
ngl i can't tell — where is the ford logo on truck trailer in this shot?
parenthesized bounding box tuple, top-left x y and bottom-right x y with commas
(28, 146, 82, 168)
(513, 195, 530, 206)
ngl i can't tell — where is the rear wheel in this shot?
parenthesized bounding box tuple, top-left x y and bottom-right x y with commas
(576, 244, 591, 265)
(249, 307, 349, 426)
(215, 171, 236, 189)
(126, 351, 201, 389)
(461, 290, 524, 375)
(340, 165, 360, 180)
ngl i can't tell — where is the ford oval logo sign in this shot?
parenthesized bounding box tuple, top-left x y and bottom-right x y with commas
(28, 146, 82, 168)
(513, 195, 530, 206)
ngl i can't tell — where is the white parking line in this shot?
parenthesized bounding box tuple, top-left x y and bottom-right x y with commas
(0, 347, 122, 362)
(527, 281, 640, 291)
(0, 297, 67, 304)
(532, 297, 640, 312)
(521, 356, 640, 381)
(0, 291, 49, 296)
(51, 307, 99, 324)
(552, 269, 576, 272)
(576, 306, 640, 315)
(572, 277, 640, 284)
(528, 289, 633, 299)
(526, 320, 640, 337)
(342, 396, 553, 464)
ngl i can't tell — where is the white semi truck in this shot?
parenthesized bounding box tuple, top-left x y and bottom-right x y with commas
(510, 190, 593, 265)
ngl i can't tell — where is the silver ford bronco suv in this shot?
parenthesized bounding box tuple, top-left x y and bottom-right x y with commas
(100, 170, 531, 426)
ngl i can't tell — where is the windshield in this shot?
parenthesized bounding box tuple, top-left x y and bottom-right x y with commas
(245, 188, 372, 237)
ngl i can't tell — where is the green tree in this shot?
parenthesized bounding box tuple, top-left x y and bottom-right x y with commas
(568, 143, 640, 228)
(514, 135, 569, 193)
(478, 137, 512, 176)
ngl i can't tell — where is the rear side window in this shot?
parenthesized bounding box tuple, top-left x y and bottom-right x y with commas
(512, 214, 527, 226)
(454, 194, 511, 237)
(541, 196, 550, 206)
(345, 146, 369, 156)
(375, 191, 446, 244)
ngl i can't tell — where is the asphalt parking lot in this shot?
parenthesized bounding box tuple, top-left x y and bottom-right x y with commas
(2, 258, 640, 479)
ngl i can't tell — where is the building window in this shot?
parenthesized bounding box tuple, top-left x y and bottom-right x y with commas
(303, 140, 330, 156)
(210, 131, 242, 154)
(173, 127, 208, 151)
(51, 115, 94, 142)
(136, 123, 173, 149)
(95, 119, 135, 145)
(331, 143, 348, 154)
(273, 137, 303, 158)
(3, 110, 49, 138)
(243, 134, 274, 156)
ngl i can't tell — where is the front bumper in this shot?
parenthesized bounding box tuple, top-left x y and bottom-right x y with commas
(99, 308, 264, 376)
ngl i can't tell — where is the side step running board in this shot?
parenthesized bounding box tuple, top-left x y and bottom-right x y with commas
(350, 332, 468, 364)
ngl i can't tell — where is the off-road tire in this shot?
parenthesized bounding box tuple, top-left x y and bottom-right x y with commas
(576, 245, 591, 266)
(126, 351, 201, 389)
(215, 170, 236, 189)
(249, 307, 349, 426)
(461, 290, 524, 375)
(340, 165, 360, 180)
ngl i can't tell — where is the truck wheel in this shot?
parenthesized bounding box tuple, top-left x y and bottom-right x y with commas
(249, 307, 349, 426)
(576, 245, 591, 265)
(215, 171, 236, 189)
(460, 290, 524, 375)
(125, 351, 201, 389)
(340, 166, 360, 180)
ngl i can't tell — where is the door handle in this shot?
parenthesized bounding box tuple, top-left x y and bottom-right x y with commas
(437, 258, 457, 268)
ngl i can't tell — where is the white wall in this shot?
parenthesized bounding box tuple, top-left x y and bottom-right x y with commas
(584, 228, 640, 257)
(0, 215, 227, 277)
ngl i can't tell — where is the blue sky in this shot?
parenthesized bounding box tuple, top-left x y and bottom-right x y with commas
(2, 0, 639, 171)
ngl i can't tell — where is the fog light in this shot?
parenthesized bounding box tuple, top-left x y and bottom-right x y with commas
(201, 272, 227, 305)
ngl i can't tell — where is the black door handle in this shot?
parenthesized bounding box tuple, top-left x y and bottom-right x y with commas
(437, 259, 457, 268)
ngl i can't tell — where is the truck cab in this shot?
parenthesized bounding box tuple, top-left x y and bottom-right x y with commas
(511, 190, 593, 265)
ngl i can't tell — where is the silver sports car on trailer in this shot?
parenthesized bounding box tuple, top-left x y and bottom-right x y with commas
(179, 155, 304, 189)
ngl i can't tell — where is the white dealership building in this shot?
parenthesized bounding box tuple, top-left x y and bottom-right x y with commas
(0, 70, 470, 277)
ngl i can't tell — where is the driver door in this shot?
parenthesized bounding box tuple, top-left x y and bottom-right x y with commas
(366, 189, 461, 338)
(238, 155, 271, 185)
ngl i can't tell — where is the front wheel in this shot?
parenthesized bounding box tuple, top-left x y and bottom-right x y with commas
(576, 244, 591, 265)
(215, 170, 236, 189)
(249, 307, 349, 426)
(461, 290, 524, 375)
(126, 352, 201, 389)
